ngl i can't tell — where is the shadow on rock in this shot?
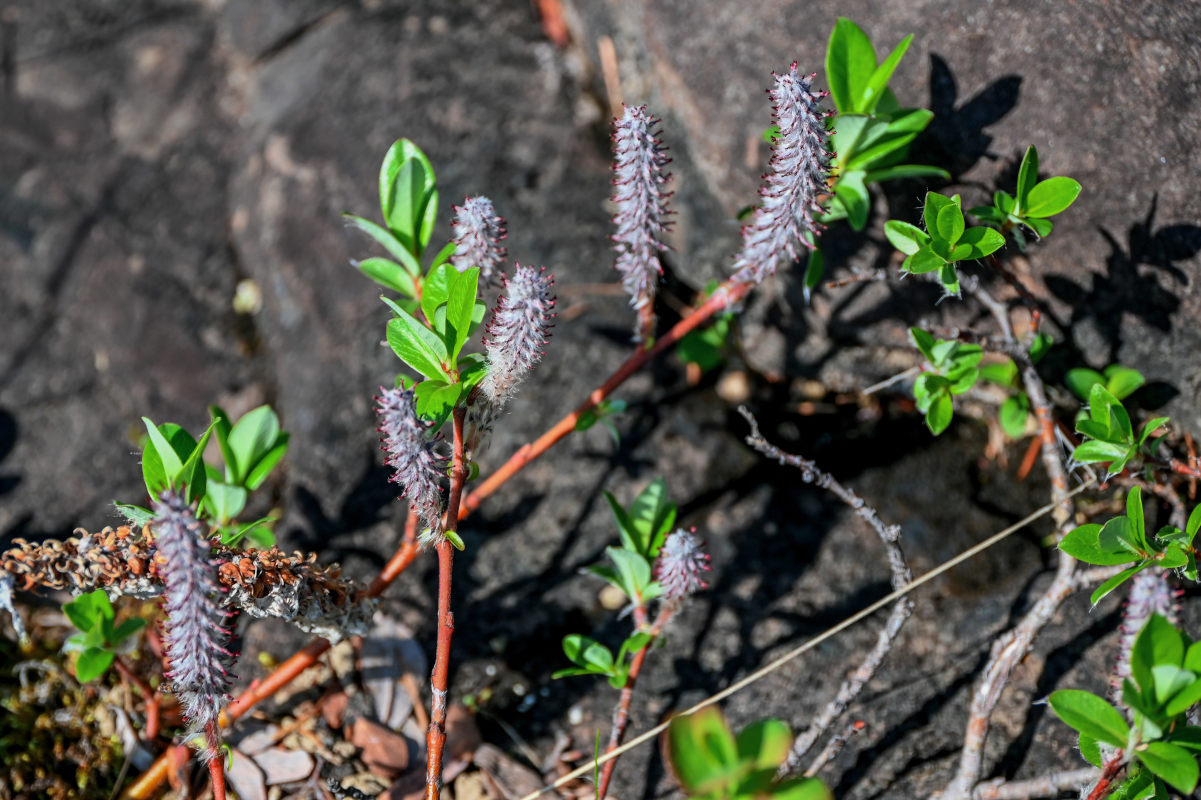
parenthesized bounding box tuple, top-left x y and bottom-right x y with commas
(1044, 195, 1201, 364)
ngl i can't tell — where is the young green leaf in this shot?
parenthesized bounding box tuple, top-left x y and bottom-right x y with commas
(1137, 742, 1199, 794)
(934, 202, 965, 246)
(561, 634, 616, 675)
(825, 18, 877, 114)
(227, 406, 280, 486)
(343, 213, 424, 275)
(386, 307, 451, 381)
(355, 257, 419, 298)
(884, 220, 930, 255)
(1015, 146, 1039, 208)
(175, 421, 217, 506)
(1058, 523, 1143, 566)
(1024, 177, 1082, 218)
(926, 392, 953, 435)
(75, 647, 115, 683)
(998, 395, 1029, 438)
(954, 226, 1004, 260)
(664, 707, 740, 795)
(832, 170, 870, 230)
(446, 267, 480, 362)
(859, 34, 913, 113)
(1048, 689, 1130, 747)
(379, 139, 438, 258)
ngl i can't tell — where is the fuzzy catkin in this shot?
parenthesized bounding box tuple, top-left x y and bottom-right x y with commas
(153, 490, 232, 755)
(480, 263, 555, 409)
(377, 387, 446, 546)
(731, 64, 832, 286)
(611, 105, 672, 327)
(654, 528, 711, 600)
(450, 196, 508, 287)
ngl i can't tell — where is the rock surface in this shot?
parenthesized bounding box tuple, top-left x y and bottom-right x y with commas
(1, 2, 1198, 799)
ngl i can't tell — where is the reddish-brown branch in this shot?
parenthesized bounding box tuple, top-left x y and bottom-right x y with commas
(426, 407, 468, 800)
(597, 607, 672, 799)
(204, 722, 227, 800)
(112, 655, 160, 741)
(1084, 755, 1125, 800)
(462, 279, 750, 518)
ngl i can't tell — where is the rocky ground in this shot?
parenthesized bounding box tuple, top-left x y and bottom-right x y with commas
(1, 1, 1199, 798)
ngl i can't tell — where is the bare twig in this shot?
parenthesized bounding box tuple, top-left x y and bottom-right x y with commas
(738, 407, 913, 774)
(862, 366, 921, 396)
(596, 606, 674, 799)
(971, 766, 1100, 799)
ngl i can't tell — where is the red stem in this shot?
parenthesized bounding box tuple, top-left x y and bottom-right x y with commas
(597, 605, 674, 800)
(204, 722, 227, 800)
(1084, 755, 1125, 800)
(426, 407, 469, 800)
(112, 655, 160, 741)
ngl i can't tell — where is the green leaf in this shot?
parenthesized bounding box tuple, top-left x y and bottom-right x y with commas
(355, 257, 418, 298)
(832, 170, 869, 230)
(64, 590, 112, 633)
(429, 241, 457, 269)
(939, 262, 961, 296)
(735, 718, 792, 771)
(935, 202, 965, 246)
(1099, 516, 1142, 556)
(606, 547, 654, 601)
(1132, 614, 1186, 691)
(420, 263, 454, 324)
(953, 226, 1005, 260)
(1015, 146, 1039, 209)
(604, 491, 640, 554)
(174, 421, 216, 506)
(864, 163, 949, 183)
(1165, 676, 1201, 716)
(926, 392, 953, 435)
(1028, 332, 1053, 363)
(802, 246, 825, 298)
(1025, 177, 1082, 218)
(904, 245, 946, 274)
(561, 635, 615, 674)
(825, 18, 877, 114)
(111, 617, 147, 643)
(209, 406, 236, 482)
(342, 214, 423, 275)
(1137, 742, 1198, 794)
(203, 481, 247, 525)
(1139, 417, 1170, 447)
(908, 328, 937, 362)
(923, 193, 957, 239)
(665, 708, 740, 795)
(413, 380, 464, 428)
(244, 435, 289, 491)
(550, 667, 597, 680)
(1073, 440, 1131, 467)
(142, 419, 189, 495)
(1065, 368, 1105, 401)
(1048, 690, 1130, 747)
(626, 478, 675, 558)
(995, 190, 1016, 215)
(1079, 733, 1104, 768)
(999, 396, 1029, 438)
(227, 406, 280, 486)
(113, 502, 155, 527)
(75, 647, 115, 683)
(387, 308, 450, 381)
(1104, 365, 1146, 399)
(1188, 504, 1201, 542)
(379, 139, 438, 258)
(1059, 524, 1142, 566)
(1024, 216, 1054, 238)
(1127, 487, 1146, 548)
(860, 34, 912, 113)
(446, 267, 480, 362)
(979, 359, 1018, 387)
(884, 220, 929, 255)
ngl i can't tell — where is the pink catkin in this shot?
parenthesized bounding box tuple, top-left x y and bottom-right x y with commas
(610, 105, 672, 332)
(654, 528, 711, 600)
(152, 490, 233, 760)
(377, 387, 447, 547)
(731, 64, 833, 286)
(450, 196, 508, 287)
